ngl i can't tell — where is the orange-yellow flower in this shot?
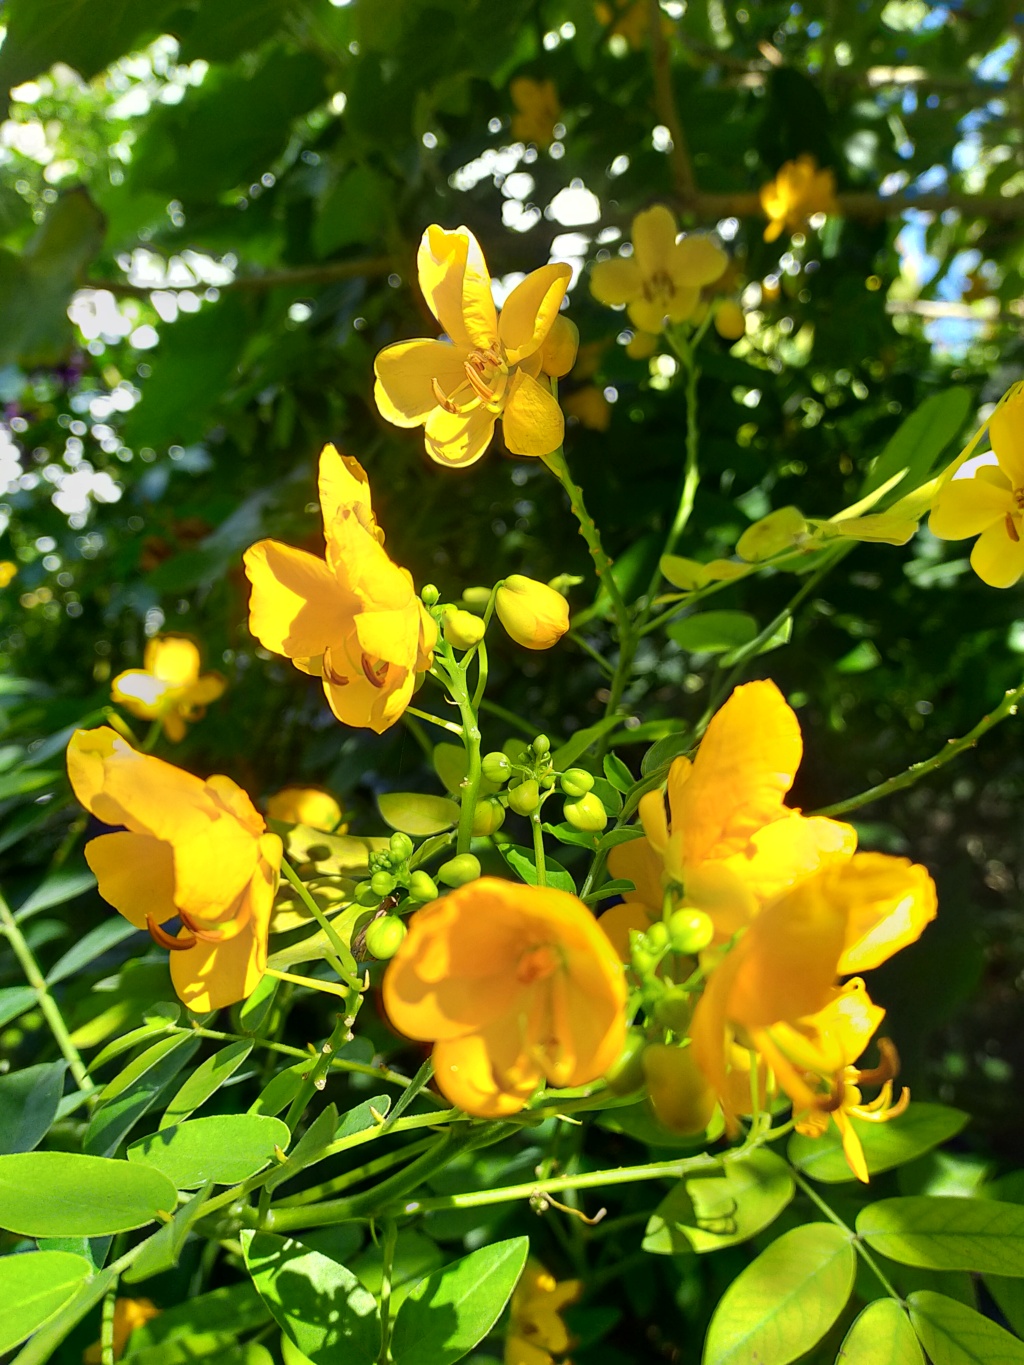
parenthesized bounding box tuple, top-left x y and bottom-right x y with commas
(495, 574, 570, 650)
(84, 1298, 160, 1363)
(760, 155, 837, 242)
(602, 680, 856, 958)
(265, 787, 347, 833)
(111, 636, 226, 743)
(383, 878, 627, 1117)
(505, 1260, 581, 1365)
(563, 386, 611, 432)
(244, 444, 436, 734)
(0, 560, 17, 588)
(67, 727, 282, 1013)
(690, 853, 936, 1137)
(589, 207, 728, 335)
(929, 384, 1024, 587)
(374, 226, 573, 468)
(510, 77, 560, 148)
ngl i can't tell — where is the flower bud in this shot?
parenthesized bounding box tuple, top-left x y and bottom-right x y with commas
(481, 751, 512, 785)
(461, 586, 492, 608)
(389, 832, 414, 863)
(421, 584, 440, 606)
(508, 779, 541, 816)
(540, 772, 556, 789)
(472, 797, 506, 836)
(443, 607, 485, 651)
(355, 880, 380, 907)
(563, 791, 607, 831)
(540, 315, 579, 378)
(604, 1028, 647, 1096)
(644, 921, 670, 953)
(715, 299, 746, 341)
(438, 853, 481, 887)
(643, 1044, 717, 1135)
(560, 768, 594, 798)
(407, 870, 439, 902)
(531, 734, 550, 758)
(495, 575, 570, 651)
(365, 914, 407, 960)
(653, 987, 693, 1033)
(668, 908, 714, 955)
(370, 870, 397, 897)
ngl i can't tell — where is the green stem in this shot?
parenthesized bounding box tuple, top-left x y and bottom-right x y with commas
(470, 638, 490, 713)
(445, 659, 483, 856)
(276, 1136, 437, 1207)
(531, 812, 548, 887)
(479, 698, 537, 738)
(405, 705, 463, 737)
(171, 1023, 414, 1088)
(377, 1221, 398, 1364)
(541, 444, 630, 636)
(790, 1169, 903, 1300)
(812, 677, 1024, 817)
(99, 1280, 118, 1365)
(0, 888, 94, 1095)
(280, 858, 361, 991)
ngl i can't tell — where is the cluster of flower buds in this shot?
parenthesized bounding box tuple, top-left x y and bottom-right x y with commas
(477, 734, 611, 832)
(351, 836, 487, 962)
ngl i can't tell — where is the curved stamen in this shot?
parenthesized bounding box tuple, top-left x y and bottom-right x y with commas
(177, 906, 226, 944)
(361, 654, 390, 689)
(323, 649, 350, 687)
(147, 915, 197, 952)
(1006, 512, 1020, 543)
(855, 1037, 900, 1088)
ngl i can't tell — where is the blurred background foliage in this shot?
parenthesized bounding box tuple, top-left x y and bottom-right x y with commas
(1, 0, 1024, 1340)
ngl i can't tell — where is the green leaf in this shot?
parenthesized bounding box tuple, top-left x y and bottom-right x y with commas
(644, 1149, 795, 1255)
(264, 1104, 338, 1195)
(985, 1276, 1024, 1338)
(789, 1102, 969, 1183)
(46, 918, 138, 985)
(0, 1251, 93, 1355)
(603, 753, 634, 794)
(249, 1061, 307, 1118)
(908, 1290, 1024, 1364)
(702, 1223, 856, 1365)
(0, 986, 37, 1029)
(14, 867, 96, 922)
(128, 1114, 290, 1188)
(640, 730, 691, 777)
(861, 388, 973, 498)
(85, 1034, 200, 1156)
(837, 1300, 925, 1365)
(550, 716, 621, 771)
(123, 1183, 213, 1283)
(0, 0, 181, 86)
(432, 744, 499, 798)
(857, 1197, 1024, 1275)
(390, 1237, 529, 1365)
(314, 165, 392, 257)
(0, 1060, 67, 1154)
(242, 1230, 380, 1365)
(238, 971, 280, 1036)
(160, 1041, 254, 1129)
(10, 1265, 117, 1365)
(126, 1283, 270, 1356)
(378, 792, 460, 836)
(667, 611, 758, 655)
(0, 1152, 176, 1236)
(497, 843, 576, 894)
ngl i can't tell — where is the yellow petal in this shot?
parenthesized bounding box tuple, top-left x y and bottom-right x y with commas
(589, 257, 642, 306)
(265, 787, 343, 831)
(837, 854, 937, 974)
(671, 234, 728, 288)
(627, 296, 671, 334)
(607, 835, 663, 915)
(373, 339, 469, 428)
(318, 443, 373, 528)
(432, 1031, 539, 1117)
(970, 517, 1024, 587)
(355, 604, 420, 669)
(417, 225, 497, 352)
(85, 831, 177, 929)
(665, 283, 701, 323)
(424, 405, 495, 467)
(502, 370, 564, 457)
(990, 384, 1024, 488)
(144, 637, 200, 686)
(929, 470, 1011, 540)
(170, 856, 276, 1013)
(171, 813, 260, 922)
(631, 204, 678, 278)
(244, 539, 351, 662)
(720, 812, 857, 905)
(596, 899, 655, 961)
(498, 264, 572, 365)
(66, 727, 208, 840)
(835, 1109, 870, 1184)
(110, 670, 172, 719)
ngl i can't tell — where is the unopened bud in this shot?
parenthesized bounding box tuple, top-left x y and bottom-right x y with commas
(560, 767, 594, 798)
(531, 734, 550, 758)
(644, 921, 670, 953)
(540, 314, 579, 378)
(563, 791, 607, 831)
(715, 299, 746, 341)
(389, 832, 414, 862)
(443, 607, 486, 651)
(643, 1044, 717, 1135)
(370, 870, 397, 897)
(668, 908, 714, 955)
(604, 1028, 647, 1096)
(365, 915, 407, 960)
(421, 584, 440, 606)
(495, 575, 570, 651)
(438, 853, 481, 887)
(472, 797, 506, 836)
(481, 751, 512, 785)
(653, 988, 693, 1033)
(407, 871, 439, 902)
(461, 585, 492, 608)
(354, 880, 379, 907)
(508, 779, 541, 816)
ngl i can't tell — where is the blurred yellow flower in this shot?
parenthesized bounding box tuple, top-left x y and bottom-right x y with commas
(265, 786, 346, 833)
(505, 1260, 581, 1365)
(496, 574, 570, 650)
(563, 386, 611, 431)
(383, 878, 627, 1116)
(595, 0, 648, 47)
(84, 1298, 160, 1363)
(111, 636, 226, 743)
(510, 77, 560, 147)
(760, 155, 837, 242)
(245, 444, 436, 733)
(930, 384, 1024, 587)
(590, 206, 728, 334)
(0, 560, 17, 588)
(602, 680, 856, 957)
(67, 726, 282, 1013)
(374, 226, 573, 467)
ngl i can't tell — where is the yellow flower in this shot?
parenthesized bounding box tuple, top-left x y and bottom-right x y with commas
(111, 636, 226, 743)
(84, 1298, 160, 1363)
(690, 853, 936, 1135)
(760, 155, 838, 243)
(0, 560, 17, 588)
(595, 0, 648, 47)
(67, 727, 282, 1013)
(383, 878, 627, 1117)
(244, 444, 436, 734)
(265, 787, 346, 833)
(589, 207, 728, 334)
(505, 1261, 581, 1365)
(495, 574, 570, 650)
(510, 77, 560, 148)
(563, 386, 611, 432)
(374, 226, 573, 467)
(929, 385, 1024, 587)
(602, 681, 856, 958)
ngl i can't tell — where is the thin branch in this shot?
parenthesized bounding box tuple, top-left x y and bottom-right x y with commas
(85, 255, 396, 298)
(648, 0, 697, 199)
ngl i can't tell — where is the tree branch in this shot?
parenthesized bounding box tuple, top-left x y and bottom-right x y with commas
(86, 255, 396, 298)
(648, 0, 697, 199)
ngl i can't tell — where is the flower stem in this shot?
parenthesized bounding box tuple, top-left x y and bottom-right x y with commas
(790, 1169, 904, 1301)
(541, 444, 630, 636)
(377, 1220, 398, 1364)
(280, 857, 361, 990)
(0, 887, 94, 1097)
(531, 812, 548, 888)
(444, 657, 483, 856)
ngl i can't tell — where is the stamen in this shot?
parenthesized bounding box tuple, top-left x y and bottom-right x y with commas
(1007, 512, 1020, 543)
(323, 649, 350, 687)
(147, 915, 196, 952)
(463, 361, 496, 403)
(855, 1037, 900, 1088)
(361, 654, 390, 689)
(177, 906, 225, 944)
(431, 377, 461, 415)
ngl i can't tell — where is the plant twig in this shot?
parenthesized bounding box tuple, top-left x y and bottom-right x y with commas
(647, 0, 697, 199)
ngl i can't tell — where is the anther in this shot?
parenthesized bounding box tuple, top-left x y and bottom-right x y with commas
(431, 377, 461, 414)
(361, 654, 389, 688)
(147, 915, 197, 951)
(1006, 512, 1020, 543)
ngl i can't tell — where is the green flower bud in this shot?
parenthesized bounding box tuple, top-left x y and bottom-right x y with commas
(645, 921, 670, 953)
(531, 734, 550, 758)
(481, 751, 512, 785)
(443, 607, 486, 651)
(540, 772, 556, 789)
(389, 832, 414, 862)
(364, 914, 407, 960)
(604, 1028, 647, 1096)
(354, 880, 379, 907)
(653, 988, 693, 1033)
(560, 767, 594, 798)
(643, 1044, 717, 1136)
(370, 870, 397, 897)
(461, 585, 491, 608)
(507, 779, 541, 816)
(472, 797, 506, 836)
(421, 584, 440, 606)
(438, 853, 482, 887)
(407, 870, 439, 902)
(563, 791, 608, 831)
(668, 908, 714, 956)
